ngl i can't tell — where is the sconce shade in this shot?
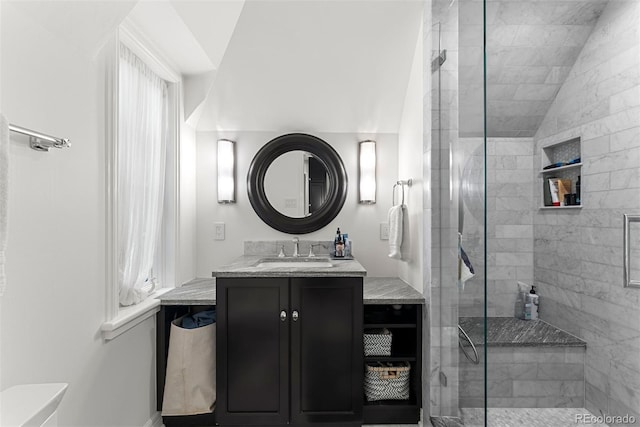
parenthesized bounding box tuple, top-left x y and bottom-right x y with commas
(359, 140, 376, 204)
(218, 139, 235, 203)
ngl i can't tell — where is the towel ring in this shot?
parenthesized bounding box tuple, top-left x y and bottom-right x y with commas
(392, 179, 412, 206)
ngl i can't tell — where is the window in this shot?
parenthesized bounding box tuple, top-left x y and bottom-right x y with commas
(102, 27, 180, 339)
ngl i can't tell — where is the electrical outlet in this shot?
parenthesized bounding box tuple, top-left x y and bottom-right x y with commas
(214, 222, 225, 240)
(380, 222, 389, 240)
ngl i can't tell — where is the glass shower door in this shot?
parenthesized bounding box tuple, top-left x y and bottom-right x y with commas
(428, 0, 487, 424)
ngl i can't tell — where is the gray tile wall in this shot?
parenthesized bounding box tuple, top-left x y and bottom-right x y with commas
(459, 138, 535, 318)
(460, 346, 585, 409)
(533, 0, 640, 421)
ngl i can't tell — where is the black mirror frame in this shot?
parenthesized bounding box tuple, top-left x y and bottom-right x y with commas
(247, 133, 348, 234)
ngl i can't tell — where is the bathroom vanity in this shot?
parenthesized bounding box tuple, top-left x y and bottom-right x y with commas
(213, 256, 365, 427)
(156, 258, 424, 427)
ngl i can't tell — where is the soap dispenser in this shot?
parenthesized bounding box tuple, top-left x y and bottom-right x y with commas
(334, 228, 344, 257)
(524, 286, 539, 320)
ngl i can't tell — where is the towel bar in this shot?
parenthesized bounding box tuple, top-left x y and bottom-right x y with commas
(9, 124, 71, 152)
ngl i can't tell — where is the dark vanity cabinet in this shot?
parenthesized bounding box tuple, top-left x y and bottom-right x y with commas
(216, 277, 364, 426)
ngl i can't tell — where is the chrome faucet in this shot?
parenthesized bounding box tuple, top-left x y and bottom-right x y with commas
(292, 237, 300, 257)
(309, 243, 322, 257)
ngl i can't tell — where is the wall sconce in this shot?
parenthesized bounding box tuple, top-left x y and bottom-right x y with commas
(217, 139, 235, 203)
(358, 140, 376, 204)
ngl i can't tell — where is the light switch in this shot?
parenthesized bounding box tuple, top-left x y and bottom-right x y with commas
(215, 222, 225, 240)
(380, 222, 389, 240)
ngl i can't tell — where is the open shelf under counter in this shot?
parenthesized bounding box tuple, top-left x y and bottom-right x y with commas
(363, 302, 422, 425)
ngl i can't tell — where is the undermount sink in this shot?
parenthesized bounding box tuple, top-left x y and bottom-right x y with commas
(255, 257, 334, 269)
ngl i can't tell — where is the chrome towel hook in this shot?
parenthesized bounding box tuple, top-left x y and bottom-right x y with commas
(392, 179, 412, 206)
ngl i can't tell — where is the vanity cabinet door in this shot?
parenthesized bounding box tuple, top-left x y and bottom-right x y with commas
(216, 277, 289, 426)
(289, 277, 363, 425)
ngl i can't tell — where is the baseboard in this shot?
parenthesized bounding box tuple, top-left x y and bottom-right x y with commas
(143, 411, 163, 427)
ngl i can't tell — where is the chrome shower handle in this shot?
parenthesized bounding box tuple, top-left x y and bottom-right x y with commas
(458, 324, 479, 365)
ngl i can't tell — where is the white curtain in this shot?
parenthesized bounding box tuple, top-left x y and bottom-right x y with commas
(118, 44, 168, 306)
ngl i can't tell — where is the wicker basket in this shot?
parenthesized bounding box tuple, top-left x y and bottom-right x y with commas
(363, 329, 392, 356)
(364, 362, 411, 402)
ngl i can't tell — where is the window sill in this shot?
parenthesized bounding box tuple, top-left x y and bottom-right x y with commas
(101, 288, 171, 340)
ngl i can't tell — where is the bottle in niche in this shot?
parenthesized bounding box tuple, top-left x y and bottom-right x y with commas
(515, 290, 525, 319)
(576, 176, 581, 205)
(524, 286, 539, 320)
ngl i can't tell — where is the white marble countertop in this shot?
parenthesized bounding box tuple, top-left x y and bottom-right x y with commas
(158, 276, 425, 305)
(211, 255, 367, 277)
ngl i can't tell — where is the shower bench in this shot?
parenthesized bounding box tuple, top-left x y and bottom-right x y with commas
(458, 317, 586, 409)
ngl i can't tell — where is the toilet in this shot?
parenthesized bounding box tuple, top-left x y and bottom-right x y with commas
(0, 383, 68, 427)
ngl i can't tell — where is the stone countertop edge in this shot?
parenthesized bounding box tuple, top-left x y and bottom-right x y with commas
(211, 255, 367, 278)
(158, 276, 425, 305)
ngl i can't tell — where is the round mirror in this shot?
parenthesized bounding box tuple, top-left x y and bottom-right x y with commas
(247, 133, 348, 234)
(264, 151, 330, 218)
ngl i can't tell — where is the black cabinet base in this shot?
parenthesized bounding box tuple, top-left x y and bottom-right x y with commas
(363, 405, 420, 424)
(162, 412, 363, 427)
(162, 412, 216, 427)
(218, 424, 362, 427)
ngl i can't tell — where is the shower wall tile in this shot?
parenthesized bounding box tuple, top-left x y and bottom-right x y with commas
(459, 346, 585, 408)
(533, 0, 640, 419)
(610, 127, 640, 152)
(495, 225, 533, 239)
(460, 137, 535, 318)
(607, 397, 640, 424)
(586, 383, 610, 416)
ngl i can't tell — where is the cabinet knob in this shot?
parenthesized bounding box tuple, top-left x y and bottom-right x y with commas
(280, 310, 287, 322)
(292, 310, 299, 322)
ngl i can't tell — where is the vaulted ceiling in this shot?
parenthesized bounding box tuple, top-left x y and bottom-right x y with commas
(6, 0, 609, 138)
(459, 0, 609, 137)
(7, 0, 423, 134)
(195, 0, 424, 133)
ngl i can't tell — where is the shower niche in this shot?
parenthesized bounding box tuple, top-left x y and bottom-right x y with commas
(539, 137, 582, 209)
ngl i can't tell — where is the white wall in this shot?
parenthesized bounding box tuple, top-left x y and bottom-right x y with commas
(0, 0, 4, 415)
(0, 4, 176, 426)
(398, 25, 424, 292)
(179, 123, 198, 285)
(196, 131, 399, 277)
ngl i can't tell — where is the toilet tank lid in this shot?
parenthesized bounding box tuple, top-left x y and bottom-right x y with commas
(0, 383, 68, 427)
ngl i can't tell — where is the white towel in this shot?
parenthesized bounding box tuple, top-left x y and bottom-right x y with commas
(388, 205, 403, 259)
(0, 114, 8, 296)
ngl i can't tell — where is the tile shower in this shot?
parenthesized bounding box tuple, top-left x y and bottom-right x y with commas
(427, 0, 640, 424)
